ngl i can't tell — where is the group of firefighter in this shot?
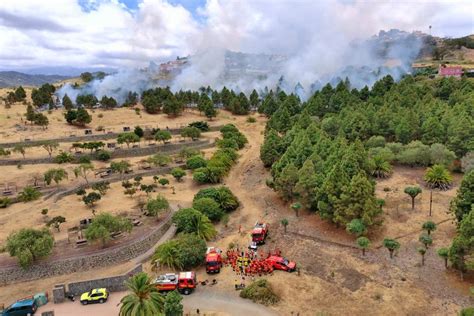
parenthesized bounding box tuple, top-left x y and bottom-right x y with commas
(223, 247, 280, 277)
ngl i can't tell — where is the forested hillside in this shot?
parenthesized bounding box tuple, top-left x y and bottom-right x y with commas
(259, 75, 474, 275)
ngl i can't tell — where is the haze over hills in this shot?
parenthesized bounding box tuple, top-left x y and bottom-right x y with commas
(0, 71, 73, 88)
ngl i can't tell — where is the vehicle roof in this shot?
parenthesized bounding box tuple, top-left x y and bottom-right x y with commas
(267, 255, 283, 262)
(178, 271, 195, 279)
(206, 253, 220, 260)
(11, 299, 35, 308)
(91, 288, 107, 294)
(252, 228, 263, 233)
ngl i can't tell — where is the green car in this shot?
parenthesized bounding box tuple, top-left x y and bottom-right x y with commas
(80, 288, 109, 305)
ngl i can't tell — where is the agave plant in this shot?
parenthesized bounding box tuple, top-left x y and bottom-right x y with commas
(369, 155, 393, 178)
(119, 272, 164, 316)
(424, 164, 452, 190)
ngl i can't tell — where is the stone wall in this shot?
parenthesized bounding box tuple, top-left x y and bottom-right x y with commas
(0, 125, 222, 149)
(67, 264, 142, 296)
(0, 139, 213, 166)
(0, 216, 172, 286)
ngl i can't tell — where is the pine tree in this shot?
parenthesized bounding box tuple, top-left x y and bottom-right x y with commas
(294, 160, 318, 210)
(62, 94, 73, 110)
(335, 171, 381, 227)
(260, 129, 284, 167)
(275, 162, 299, 201)
(450, 170, 474, 223)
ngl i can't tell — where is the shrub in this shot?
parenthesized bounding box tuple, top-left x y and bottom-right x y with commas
(18, 186, 42, 202)
(192, 198, 224, 221)
(78, 155, 91, 164)
(188, 121, 210, 131)
(171, 167, 186, 181)
(429, 143, 456, 166)
(76, 188, 86, 196)
(397, 141, 431, 166)
(158, 178, 169, 186)
(461, 152, 474, 173)
(152, 233, 207, 269)
(0, 197, 12, 208)
(54, 151, 74, 164)
(365, 135, 386, 148)
(146, 195, 169, 217)
(186, 155, 207, 170)
(240, 279, 280, 305)
(193, 168, 209, 184)
(95, 150, 112, 161)
(194, 186, 239, 212)
(246, 116, 257, 123)
(217, 138, 239, 150)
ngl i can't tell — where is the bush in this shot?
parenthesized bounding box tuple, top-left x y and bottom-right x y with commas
(461, 152, 474, 173)
(18, 186, 42, 202)
(397, 141, 431, 166)
(192, 168, 209, 184)
(194, 186, 239, 212)
(188, 121, 210, 131)
(192, 198, 224, 221)
(78, 155, 91, 164)
(429, 143, 455, 166)
(54, 151, 74, 164)
(217, 138, 239, 150)
(171, 167, 186, 181)
(365, 135, 386, 148)
(186, 155, 207, 170)
(240, 279, 280, 305)
(0, 197, 12, 208)
(95, 150, 112, 161)
(246, 117, 257, 123)
(152, 233, 207, 270)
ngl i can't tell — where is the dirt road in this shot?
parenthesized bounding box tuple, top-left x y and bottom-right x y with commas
(37, 290, 277, 316)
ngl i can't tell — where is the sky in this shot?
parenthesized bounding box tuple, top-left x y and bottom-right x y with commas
(0, 0, 472, 71)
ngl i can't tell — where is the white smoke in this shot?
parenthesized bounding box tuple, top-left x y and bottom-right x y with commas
(56, 0, 453, 102)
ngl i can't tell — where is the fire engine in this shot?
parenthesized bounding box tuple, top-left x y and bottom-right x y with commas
(206, 247, 223, 273)
(251, 222, 269, 244)
(153, 272, 197, 295)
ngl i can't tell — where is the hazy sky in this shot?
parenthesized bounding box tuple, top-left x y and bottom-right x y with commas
(0, 0, 472, 70)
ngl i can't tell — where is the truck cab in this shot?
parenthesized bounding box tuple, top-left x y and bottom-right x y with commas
(206, 247, 222, 273)
(251, 222, 268, 244)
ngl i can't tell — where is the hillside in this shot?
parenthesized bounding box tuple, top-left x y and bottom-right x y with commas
(0, 71, 72, 88)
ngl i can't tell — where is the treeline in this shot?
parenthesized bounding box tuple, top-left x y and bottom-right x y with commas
(260, 75, 474, 234)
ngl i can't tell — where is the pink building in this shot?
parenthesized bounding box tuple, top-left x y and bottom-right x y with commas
(438, 65, 463, 78)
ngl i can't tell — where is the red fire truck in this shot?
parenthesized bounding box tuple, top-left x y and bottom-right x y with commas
(251, 222, 269, 244)
(206, 247, 223, 273)
(153, 272, 197, 295)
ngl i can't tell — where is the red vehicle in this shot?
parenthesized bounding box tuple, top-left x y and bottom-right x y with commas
(206, 247, 222, 273)
(153, 272, 197, 295)
(251, 222, 269, 245)
(266, 255, 296, 272)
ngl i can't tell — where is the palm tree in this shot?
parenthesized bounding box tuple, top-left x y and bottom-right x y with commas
(370, 156, 392, 178)
(119, 272, 164, 316)
(190, 213, 217, 240)
(424, 164, 452, 190)
(152, 240, 182, 270)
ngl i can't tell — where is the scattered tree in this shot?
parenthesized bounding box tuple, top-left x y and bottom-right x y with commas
(346, 219, 367, 237)
(82, 192, 101, 208)
(117, 132, 140, 148)
(91, 181, 110, 195)
(155, 130, 172, 144)
(146, 195, 169, 217)
(437, 247, 449, 268)
(43, 168, 68, 187)
(73, 163, 94, 185)
(13, 144, 26, 159)
(417, 247, 427, 266)
(383, 238, 400, 259)
(356, 237, 371, 256)
(47, 216, 66, 232)
(419, 234, 433, 248)
(158, 178, 169, 187)
(85, 212, 132, 247)
(6, 228, 54, 268)
(422, 221, 437, 235)
(404, 186, 422, 210)
(281, 218, 289, 233)
(111, 160, 131, 179)
(180, 126, 201, 141)
(171, 168, 186, 182)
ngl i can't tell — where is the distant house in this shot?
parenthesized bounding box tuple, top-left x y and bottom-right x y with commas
(438, 65, 463, 78)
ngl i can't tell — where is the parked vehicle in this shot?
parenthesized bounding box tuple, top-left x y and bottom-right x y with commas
(0, 298, 37, 316)
(153, 272, 196, 295)
(80, 288, 109, 305)
(251, 222, 269, 244)
(266, 255, 296, 272)
(206, 247, 223, 273)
